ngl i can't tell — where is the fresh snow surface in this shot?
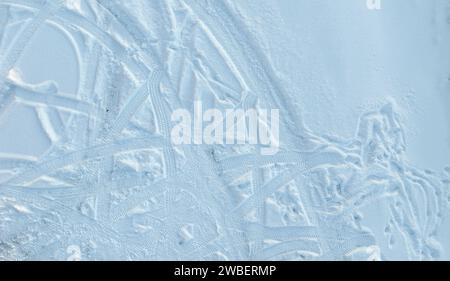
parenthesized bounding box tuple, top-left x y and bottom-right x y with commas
(0, 0, 449, 261)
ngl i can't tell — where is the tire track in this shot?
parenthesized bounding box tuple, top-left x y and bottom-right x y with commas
(10, 81, 97, 116)
(0, 0, 64, 119)
(4, 136, 167, 186)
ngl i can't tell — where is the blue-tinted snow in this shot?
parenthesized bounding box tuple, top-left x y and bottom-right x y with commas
(0, 0, 449, 261)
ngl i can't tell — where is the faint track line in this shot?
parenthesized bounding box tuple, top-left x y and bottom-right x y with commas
(4, 136, 167, 185)
(9, 81, 97, 116)
(0, 0, 64, 119)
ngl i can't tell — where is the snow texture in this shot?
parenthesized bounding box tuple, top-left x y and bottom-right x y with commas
(0, 0, 449, 261)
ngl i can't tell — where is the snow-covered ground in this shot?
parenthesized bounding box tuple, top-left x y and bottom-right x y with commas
(0, 0, 449, 260)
